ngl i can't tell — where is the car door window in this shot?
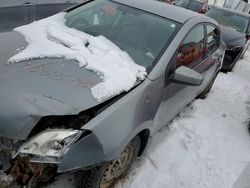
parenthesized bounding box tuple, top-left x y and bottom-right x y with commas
(177, 25, 205, 68)
(206, 25, 219, 57)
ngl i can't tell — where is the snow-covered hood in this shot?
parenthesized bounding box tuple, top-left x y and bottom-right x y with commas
(0, 13, 147, 140)
(0, 31, 104, 140)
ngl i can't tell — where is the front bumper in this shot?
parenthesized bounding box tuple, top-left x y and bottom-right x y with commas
(0, 136, 58, 187)
(0, 155, 58, 187)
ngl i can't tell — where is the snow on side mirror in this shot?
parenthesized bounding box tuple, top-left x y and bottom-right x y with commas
(171, 66, 204, 86)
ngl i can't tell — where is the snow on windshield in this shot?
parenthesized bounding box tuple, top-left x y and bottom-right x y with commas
(8, 13, 147, 101)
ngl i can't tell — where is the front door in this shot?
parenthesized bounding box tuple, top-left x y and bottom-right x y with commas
(153, 24, 220, 133)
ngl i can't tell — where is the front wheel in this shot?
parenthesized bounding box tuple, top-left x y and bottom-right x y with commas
(75, 136, 141, 188)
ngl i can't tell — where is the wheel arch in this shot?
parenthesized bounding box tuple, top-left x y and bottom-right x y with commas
(137, 129, 150, 156)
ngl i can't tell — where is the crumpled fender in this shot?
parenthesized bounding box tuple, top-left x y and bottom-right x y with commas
(57, 78, 161, 173)
(58, 132, 106, 172)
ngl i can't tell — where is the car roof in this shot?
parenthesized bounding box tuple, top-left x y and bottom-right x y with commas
(112, 0, 200, 23)
(210, 5, 250, 18)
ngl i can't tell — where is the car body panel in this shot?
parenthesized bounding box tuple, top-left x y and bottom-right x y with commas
(0, 0, 225, 184)
(58, 15, 224, 173)
(0, 31, 103, 140)
(0, 0, 84, 32)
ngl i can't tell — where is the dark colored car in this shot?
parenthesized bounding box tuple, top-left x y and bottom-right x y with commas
(206, 6, 250, 71)
(0, 0, 84, 32)
(174, 0, 209, 13)
(0, 0, 225, 187)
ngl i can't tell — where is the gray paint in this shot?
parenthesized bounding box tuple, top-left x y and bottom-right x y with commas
(58, 8, 224, 172)
(0, 0, 85, 32)
(0, 0, 225, 176)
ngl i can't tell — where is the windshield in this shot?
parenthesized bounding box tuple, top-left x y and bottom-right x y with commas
(206, 9, 248, 33)
(65, 0, 180, 70)
(187, 1, 203, 12)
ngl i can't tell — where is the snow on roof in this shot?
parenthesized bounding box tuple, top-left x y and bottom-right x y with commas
(8, 13, 147, 101)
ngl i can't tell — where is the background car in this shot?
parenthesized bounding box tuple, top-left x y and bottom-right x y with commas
(0, 0, 225, 187)
(0, 0, 85, 32)
(206, 6, 250, 70)
(174, 0, 209, 13)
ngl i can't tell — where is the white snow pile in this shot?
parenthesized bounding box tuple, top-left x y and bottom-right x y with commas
(8, 13, 147, 101)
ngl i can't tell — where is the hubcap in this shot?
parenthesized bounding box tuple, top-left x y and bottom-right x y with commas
(100, 145, 134, 188)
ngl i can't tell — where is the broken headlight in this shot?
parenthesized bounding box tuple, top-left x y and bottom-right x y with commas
(18, 129, 82, 158)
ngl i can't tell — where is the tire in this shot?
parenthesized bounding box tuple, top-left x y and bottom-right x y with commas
(198, 72, 218, 99)
(75, 136, 141, 188)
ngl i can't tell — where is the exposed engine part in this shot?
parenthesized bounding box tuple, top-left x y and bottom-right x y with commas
(0, 137, 23, 172)
(0, 137, 16, 150)
(8, 156, 57, 187)
(27, 91, 126, 139)
(0, 171, 18, 188)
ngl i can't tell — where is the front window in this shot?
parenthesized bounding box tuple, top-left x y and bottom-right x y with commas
(65, 0, 180, 71)
(177, 25, 205, 68)
(205, 9, 249, 33)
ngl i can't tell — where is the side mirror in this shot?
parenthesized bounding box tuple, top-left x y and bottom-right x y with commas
(171, 66, 204, 86)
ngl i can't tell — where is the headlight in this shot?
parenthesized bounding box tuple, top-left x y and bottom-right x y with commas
(226, 45, 242, 51)
(18, 129, 82, 158)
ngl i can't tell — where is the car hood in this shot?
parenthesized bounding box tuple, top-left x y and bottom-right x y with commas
(220, 25, 246, 43)
(0, 31, 103, 140)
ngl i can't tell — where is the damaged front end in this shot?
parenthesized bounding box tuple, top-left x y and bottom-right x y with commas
(0, 92, 123, 187)
(0, 129, 82, 188)
(1, 156, 57, 188)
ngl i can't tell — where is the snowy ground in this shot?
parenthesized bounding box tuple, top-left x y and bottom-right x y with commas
(49, 48, 250, 188)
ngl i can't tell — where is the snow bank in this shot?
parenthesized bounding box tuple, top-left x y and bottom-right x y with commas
(9, 13, 147, 101)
